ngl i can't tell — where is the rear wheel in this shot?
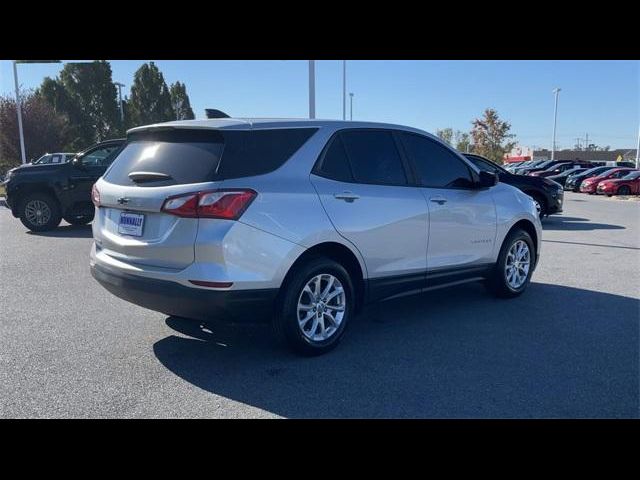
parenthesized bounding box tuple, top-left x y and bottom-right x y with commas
(18, 193, 62, 232)
(617, 185, 631, 196)
(486, 229, 535, 298)
(273, 257, 354, 356)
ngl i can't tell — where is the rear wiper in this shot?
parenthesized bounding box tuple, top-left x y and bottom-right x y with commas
(128, 171, 173, 183)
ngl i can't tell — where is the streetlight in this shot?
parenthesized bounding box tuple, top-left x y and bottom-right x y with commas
(551, 87, 561, 161)
(308, 60, 316, 119)
(635, 124, 640, 169)
(349, 92, 354, 121)
(114, 82, 125, 124)
(13, 60, 61, 164)
(342, 60, 347, 120)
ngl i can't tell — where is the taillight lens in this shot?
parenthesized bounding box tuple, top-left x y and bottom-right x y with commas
(161, 189, 256, 220)
(91, 184, 101, 207)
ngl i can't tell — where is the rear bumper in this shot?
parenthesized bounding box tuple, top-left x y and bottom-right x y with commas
(90, 262, 278, 324)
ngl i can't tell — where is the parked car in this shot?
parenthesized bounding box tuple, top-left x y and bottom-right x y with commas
(529, 161, 591, 178)
(547, 167, 589, 186)
(463, 153, 563, 217)
(520, 160, 588, 176)
(579, 168, 637, 194)
(4, 139, 125, 231)
(512, 160, 549, 175)
(30, 152, 77, 165)
(565, 166, 619, 192)
(90, 119, 541, 356)
(596, 170, 640, 196)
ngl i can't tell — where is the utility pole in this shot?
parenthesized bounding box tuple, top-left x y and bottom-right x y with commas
(114, 82, 125, 124)
(12, 61, 27, 164)
(342, 60, 346, 121)
(551, 87, 561, 161)
(308, 60, 316, 119)
(636, 127, 640, 168)
(585, 132, 589, 150)
(349, 92, 354, 120)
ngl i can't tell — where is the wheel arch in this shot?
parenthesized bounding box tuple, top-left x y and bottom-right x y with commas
(506, 219, 539, 267)
(279, 241, 366, 312)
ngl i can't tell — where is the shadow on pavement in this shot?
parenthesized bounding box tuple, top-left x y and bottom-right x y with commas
(543, 215, 624, 231)
(153, 282, 639, 418)
(26, 224, 93, 238)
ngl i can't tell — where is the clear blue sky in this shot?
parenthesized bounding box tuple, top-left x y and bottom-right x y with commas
(1, 60, 638, 150)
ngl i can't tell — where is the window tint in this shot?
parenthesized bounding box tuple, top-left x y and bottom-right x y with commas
(218, 128, 317, 179)
(465, 155, 499, 173)
(340, 130, 407, 185)
(317, 136, 353, 182)
(401, 133, 473, 188)
(105, 128, 317, 186)
(81, 146, 121, 167)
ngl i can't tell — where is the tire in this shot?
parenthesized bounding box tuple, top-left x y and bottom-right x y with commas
(18, 193, 62, 232)
(273, 257, 355, 356)
(63, 212, 94, 225)
(486, 228, 535, 298)
(529, 193, 547, 218)
(617, 185, 631, 196)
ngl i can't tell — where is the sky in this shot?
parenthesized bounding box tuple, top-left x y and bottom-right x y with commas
(1, 60, 638, 150)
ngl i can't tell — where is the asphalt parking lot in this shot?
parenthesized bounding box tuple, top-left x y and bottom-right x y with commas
(0, 192, 638, 418)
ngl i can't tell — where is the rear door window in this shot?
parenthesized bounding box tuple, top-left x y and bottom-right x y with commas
(339, 130, 407, 185)
(315, 135, 354, 182)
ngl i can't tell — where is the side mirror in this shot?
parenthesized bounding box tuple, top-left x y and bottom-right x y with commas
(477, 170, 499, 188)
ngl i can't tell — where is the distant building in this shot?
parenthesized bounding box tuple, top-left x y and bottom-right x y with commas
(531, 148, 636, 163)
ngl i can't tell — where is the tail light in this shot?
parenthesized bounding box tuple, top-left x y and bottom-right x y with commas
(91, 184, 101, 207)
(161, 189, 256, 220)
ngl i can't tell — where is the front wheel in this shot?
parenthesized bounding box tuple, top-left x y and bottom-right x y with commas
(273, 257, 354, 356)
(617, 185, 631, 196)
(18, 193, 62, 232)
(486, 229, 535, 298)
(529, 194, 547, 218)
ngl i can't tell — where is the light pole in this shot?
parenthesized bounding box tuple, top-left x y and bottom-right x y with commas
(349, 92, 354, 121)
(342, 60, 346, 120)
(551, 87, 561, 161)
(114, 82, 125, 124)
(308, 60, 316, 119)
(635, 124, 640, 169)
(13, 60, 61, 164)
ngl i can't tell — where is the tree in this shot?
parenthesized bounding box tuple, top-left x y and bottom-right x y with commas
(453, 130, 472, 153)
(169, 81, 195, 120)
(127, 62, 175, 127)
(0, 91, 70, 171)
(38, 61, 121, 149)
(436, 128, 454, 145)
(470, 108, 516, 163)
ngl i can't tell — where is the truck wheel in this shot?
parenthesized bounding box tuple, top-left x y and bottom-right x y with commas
(19, 193, 62, 232)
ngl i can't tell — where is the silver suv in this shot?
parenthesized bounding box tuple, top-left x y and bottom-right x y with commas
(90, 118, 541, 355)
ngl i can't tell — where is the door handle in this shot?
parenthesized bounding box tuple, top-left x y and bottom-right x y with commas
(334, 192, 360, 202)
(429, 197, 447, 205)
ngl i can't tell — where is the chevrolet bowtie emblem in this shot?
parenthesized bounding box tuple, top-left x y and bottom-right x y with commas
(117, 197, 130, 205)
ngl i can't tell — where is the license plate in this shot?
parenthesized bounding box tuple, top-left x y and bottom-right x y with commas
(118, 212, 145, 237)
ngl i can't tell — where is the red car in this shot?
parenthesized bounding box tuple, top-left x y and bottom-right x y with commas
(596, 170, 640, 196)
(579, 168, 637, 194)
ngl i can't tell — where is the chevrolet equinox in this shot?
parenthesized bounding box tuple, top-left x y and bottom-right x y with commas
(90, 119, 542, 355)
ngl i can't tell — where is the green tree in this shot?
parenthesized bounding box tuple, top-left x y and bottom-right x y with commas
(170, 81, 195, 120)
(38, 61, 120, 149)
(470, 108, 516, 163)
(127, 62, 175, 127)
(436, 128, 454, 145)
(0, 91, 71, 171)
(453, 130, 472, 153)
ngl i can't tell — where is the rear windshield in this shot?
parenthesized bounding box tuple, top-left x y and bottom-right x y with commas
(104, 127, 318, 187)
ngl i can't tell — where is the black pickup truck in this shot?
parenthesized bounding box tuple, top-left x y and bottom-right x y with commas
(3, 139, 125, 231)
